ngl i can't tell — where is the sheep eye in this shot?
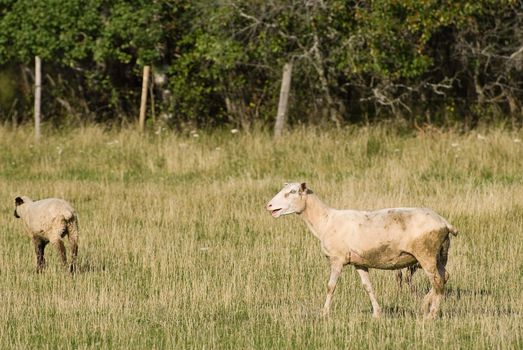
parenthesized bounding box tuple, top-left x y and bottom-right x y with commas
(290, 189, 297, 194)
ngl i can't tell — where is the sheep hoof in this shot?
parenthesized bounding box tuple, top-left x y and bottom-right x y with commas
(423, 310, 438, 320)
(36, 263, 46, 274)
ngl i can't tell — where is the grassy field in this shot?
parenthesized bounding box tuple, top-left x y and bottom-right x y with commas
(1, 125, 522, 349)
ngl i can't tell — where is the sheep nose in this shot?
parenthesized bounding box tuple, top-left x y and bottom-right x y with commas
(266, 202, 273, 210)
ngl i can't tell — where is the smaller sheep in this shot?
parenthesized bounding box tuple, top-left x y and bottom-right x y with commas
(14, 196, 79, 273)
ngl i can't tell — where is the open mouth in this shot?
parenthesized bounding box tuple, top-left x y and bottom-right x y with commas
(271, 208, 283, 217)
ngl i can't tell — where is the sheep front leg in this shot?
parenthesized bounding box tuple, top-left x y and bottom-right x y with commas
(356, 267, 382, 318)
(322, 261, 343, 317)
(33, 237, 47, 273)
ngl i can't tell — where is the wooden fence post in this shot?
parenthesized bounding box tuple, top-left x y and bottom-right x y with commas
(34, 56, 41, 141)
(138, 65, 150, 132)
(274, 62, 293, 138)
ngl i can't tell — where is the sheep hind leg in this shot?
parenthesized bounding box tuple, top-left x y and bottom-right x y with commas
(67, 221, 79, 274)
(439, 237, 450, 283)
(51, 239, 68, 271)
(356, 267, 382, 318)
(395, 270, 403, 289)
(33, 237, 48, 273)
(417, 257, 445, 319)
(428, 266, 445, 319)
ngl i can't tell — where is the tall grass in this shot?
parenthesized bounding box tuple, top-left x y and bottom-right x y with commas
(0, 125, 522, 349)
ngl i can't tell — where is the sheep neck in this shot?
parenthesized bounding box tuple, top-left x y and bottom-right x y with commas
(299, 194, 332, 241)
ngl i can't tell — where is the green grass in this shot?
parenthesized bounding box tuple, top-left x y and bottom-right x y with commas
(1, 125, 522, 349)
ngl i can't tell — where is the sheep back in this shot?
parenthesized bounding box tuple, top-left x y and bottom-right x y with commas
(18, 198, 76, 239)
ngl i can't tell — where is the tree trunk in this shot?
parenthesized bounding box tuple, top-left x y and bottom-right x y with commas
(138, 65, 150, 132)
(34, 56, 41, 141)
(274, 62, 293, 138)
(311, 34, 341, 127)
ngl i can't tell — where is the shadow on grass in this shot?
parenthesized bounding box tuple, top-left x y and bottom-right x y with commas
(74, 259, 109, 274)
(396, 285, 492, 300)
(443, 306, 521, 318)
(445, 286, 492, 299)
(381, 305, 418, 318)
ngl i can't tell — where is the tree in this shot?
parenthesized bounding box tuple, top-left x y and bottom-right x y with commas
(1, 0, 522, 128)
(0, 0, 177, 123)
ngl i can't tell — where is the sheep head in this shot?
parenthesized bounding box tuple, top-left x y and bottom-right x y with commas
(266, 182, 310, 218)
(14, 196, 32, 218)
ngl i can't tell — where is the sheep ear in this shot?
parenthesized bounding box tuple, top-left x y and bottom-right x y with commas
(300, 183, 312, 194)
(15, 197, 24, 206)
(300, 182, 307, 193)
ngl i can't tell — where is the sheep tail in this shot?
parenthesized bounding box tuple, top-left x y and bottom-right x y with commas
(447, 223, 458, 236)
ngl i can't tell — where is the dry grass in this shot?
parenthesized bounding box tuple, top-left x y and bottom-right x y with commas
(1, 125, 522, 349)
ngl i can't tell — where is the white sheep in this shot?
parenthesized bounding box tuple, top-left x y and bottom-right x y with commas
(14, 196, 79, 273)
(266, 183, 458, 319)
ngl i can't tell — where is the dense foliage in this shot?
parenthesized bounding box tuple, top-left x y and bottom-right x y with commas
(1, 0, 522, 128)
